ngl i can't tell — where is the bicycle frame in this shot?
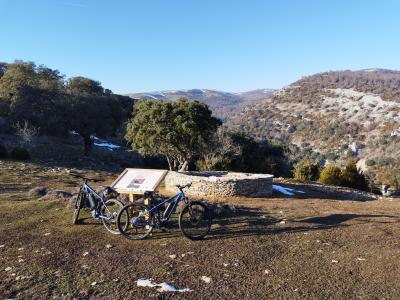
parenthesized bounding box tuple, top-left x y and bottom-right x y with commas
(81, 182, 112, 220)
(147, 191, 187, 224)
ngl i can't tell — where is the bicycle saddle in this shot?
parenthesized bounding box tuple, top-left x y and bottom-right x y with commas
(175, 183, 192, 190)
(144, 191, 154, 198)
(101, 186, 119, 199)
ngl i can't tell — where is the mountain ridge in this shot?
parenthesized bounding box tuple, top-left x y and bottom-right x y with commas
(126, 88, 275, 119)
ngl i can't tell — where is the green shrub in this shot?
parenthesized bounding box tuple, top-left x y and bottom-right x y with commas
(326, 152, 338, 161)
(0, 144, 7, 158)
(376, 168, 400, 190)
(365, 159, 376, 167)
(293, 159, 321, 181)
(319, 164, 342, 186)
(340, 159, 369, 191)
(10, 147, 30, 160)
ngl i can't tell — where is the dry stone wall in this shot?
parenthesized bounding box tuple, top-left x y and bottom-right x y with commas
(164, 171, 273, 197)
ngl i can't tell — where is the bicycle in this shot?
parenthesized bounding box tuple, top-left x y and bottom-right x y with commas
(72, 179, 127, 235)
(116, 183, 212, 240)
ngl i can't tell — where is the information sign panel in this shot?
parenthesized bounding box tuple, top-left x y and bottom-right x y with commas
(111, 168, 168, 194)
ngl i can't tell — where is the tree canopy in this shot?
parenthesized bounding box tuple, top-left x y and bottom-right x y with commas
(66, 94, 130, 155)
(125, 98, 221, 171)
(0, 60, 132, 155)
(66, 76, 104, 97)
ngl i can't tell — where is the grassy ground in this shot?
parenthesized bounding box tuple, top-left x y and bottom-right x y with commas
(1, 160, 400, 299)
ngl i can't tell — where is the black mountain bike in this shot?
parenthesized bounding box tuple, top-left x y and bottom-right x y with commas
(116, 183, 212, 240)
(72, 180, 127, 235)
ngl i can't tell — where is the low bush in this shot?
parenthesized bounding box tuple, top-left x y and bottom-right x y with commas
(365, 159, 376, 166)
(10, 147, 30, 160)
(0, 144, 7, 158)
(319, 164, 342, 186)
(293, 159, 321, 181)
(28, 186, 48, 197)
(40, 189, 72, 201)
(340, 159, 369, 191)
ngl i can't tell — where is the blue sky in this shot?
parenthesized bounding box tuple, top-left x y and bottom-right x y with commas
(1, 0, 399, 93)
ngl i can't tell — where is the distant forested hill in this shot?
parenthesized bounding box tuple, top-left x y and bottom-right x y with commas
(126, 88, 275, 119)
(228, 69, 400, 185)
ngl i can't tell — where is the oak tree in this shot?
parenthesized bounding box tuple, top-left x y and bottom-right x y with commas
(125, 98, 221, 171)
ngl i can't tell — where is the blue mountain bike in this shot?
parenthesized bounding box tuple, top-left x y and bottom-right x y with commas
(72, 180, 127, 235)
(116, 183, 212, 240)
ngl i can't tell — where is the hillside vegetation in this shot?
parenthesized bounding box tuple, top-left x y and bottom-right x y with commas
(228, 69, 400, 187)
(1, 61, 397, 191)
(0, 61, 133, 155)
(0, 61, 291, 179)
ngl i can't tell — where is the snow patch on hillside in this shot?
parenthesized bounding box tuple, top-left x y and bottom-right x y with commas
(349, 142, 358, 154)
(68, 130, 79, 136)
(357, 159, 368, 172)
(273, 185, 305, 196)
(94, 142, 120, 150)
(322, 89, 400, 123)
(331, 88, 366, 99)
(263, 89, 274, 93)
(391, 128, 400, 137)
(330, 88, 398, 108)
(363, 68, 379, 72)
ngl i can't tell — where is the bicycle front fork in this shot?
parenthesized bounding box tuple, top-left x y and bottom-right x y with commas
(91, 210, 100, 219)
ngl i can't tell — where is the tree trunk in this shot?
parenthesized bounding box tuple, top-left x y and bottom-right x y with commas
(83, 135, 93, 156)
(166, 156, 173, 171)
(178, 160, 189, 172)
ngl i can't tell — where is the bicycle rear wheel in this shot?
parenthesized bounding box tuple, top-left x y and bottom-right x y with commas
(101, 199, 125, 235)
(117, 203, 153, 240)
(72, 190, 84, 225)
(179, 201, 212, 240)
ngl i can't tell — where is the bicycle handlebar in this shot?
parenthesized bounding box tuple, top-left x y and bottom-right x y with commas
(176, 183, 192, 190)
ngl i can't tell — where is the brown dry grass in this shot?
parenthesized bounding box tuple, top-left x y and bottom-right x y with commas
(1, 160, 400, 299)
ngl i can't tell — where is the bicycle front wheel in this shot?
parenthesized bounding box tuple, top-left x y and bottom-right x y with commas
(179, 201, 212, 240)
(101, 199, 125, 235)
(116, 203, 153, 240)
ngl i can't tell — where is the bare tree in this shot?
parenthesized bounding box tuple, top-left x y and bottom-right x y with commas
(14, 120, 39, 147)
(201, 127, 241, 170)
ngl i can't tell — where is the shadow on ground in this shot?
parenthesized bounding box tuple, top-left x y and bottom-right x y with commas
(206, 206, 331, 240)
(163, 209, 400, 240)
(299, 213, 400, 225)
(271, 182, 378, 201)
(72, 204, 400, 241)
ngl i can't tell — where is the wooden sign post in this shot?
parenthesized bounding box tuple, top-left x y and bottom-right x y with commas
(209, 175, 217, 199)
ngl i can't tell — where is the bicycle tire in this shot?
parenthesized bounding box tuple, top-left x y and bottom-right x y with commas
(72, 190, 84, 225)
(179, 201, 212, 240)
(116, 203, 153, 240)
(101, 199, 126, 235)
